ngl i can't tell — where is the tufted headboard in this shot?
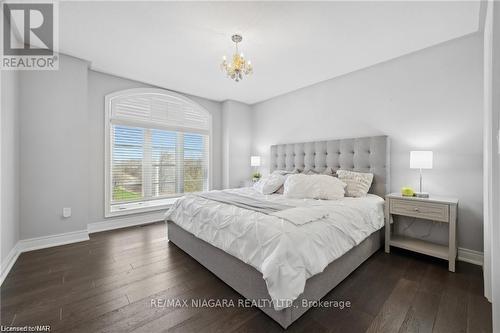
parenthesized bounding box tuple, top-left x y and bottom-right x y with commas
(270, 136, 390, 198)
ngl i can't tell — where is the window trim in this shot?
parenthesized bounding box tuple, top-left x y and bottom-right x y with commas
(104, 88, 212, 217)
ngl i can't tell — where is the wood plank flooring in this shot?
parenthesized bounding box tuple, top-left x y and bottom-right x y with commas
(0, 222, 492, 332)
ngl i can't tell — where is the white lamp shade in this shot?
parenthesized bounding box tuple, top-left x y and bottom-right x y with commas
(250, 156, 261, 167)
(410, 151, 433, 169)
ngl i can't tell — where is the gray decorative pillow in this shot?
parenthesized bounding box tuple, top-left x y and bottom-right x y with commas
(302, 168, 319, 175)
(336, 169, 373, 197)
(272, 168, 300, 194)
(303, 167, 337, 176)
(275, 185, 284, 194)
(272, 168, 301, 176)
(323, 167, 337, 177)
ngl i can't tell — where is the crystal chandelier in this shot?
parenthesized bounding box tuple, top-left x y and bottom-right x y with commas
(221, 34, 253, 82)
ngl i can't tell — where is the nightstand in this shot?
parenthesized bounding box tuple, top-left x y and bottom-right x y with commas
(385, 193, 458, 272)
(240, 180, 255, 188)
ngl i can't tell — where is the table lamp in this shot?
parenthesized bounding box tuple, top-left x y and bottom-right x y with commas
(250, 156, 261, 167)
(250, 156, 261, 182)
(410, 151, 433, 198)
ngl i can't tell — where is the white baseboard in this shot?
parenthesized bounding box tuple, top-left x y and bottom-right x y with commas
(458, 247, 484, 266)
(17, 230, 89, 253)
(1, 213, 166, 286)
(1, 243, 21, 285)
(87, 211, 165, 234)
(1, 229, 89, 286)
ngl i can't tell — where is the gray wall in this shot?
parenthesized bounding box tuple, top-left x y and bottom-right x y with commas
(87, 70, 223, 224)
(222, 100, 253, 188)
(1, 71, 20, 263)
(19, 55, 90, 239)
(252, 33, 484, 251)
(16, 54, 223, 238)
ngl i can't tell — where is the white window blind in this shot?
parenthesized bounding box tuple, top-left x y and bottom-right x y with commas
(110, 92, 210, 134)
(105, 89, 210, 216)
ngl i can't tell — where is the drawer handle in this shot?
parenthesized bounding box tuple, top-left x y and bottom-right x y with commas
(414, 207, 420, 212)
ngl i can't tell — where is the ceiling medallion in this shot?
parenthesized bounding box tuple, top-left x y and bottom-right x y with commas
(221, 34, 253, 82)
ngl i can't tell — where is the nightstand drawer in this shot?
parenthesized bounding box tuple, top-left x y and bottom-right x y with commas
(390, 199, 449, 222)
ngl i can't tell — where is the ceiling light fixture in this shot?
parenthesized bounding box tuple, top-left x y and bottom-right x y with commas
(221, 34, 253, 82)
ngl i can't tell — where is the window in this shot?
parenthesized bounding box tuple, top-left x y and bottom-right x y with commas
(105, 88, 211, 216)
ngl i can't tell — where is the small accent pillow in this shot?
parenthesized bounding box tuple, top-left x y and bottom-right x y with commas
(253, 174, 286, 194)
(283, 174, 346, 200)
(302, 168, 319, 175)
(272, 169, 300, 194)
(303, 167, 337, 176)
(275, 185, 285, 195)
(336, 170, 374, 197)
(323, 167, 337, 177)
(272, 168, 301, 176)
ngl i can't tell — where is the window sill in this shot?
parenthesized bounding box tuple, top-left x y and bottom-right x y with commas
(106, 197, 180, 217)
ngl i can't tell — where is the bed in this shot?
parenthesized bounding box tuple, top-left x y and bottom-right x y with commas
(166, 135, 390, 328)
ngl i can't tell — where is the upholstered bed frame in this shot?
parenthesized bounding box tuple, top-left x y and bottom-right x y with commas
(167, 135, 390, 328)
(270, 135, 390, 198)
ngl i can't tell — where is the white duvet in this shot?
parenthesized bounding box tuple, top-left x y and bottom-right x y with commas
(166, 188, 385, 310)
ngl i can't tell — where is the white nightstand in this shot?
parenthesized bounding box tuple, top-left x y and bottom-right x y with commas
(240, 180, 255, 188)
(384, 193, 458, 272)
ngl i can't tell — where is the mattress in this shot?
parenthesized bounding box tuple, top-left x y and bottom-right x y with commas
(166, 188, 385, 310)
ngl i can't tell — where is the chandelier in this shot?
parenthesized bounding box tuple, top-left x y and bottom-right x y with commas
(221, 34, 253, 82)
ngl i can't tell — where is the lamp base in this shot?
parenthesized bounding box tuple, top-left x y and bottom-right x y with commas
(414, 192, 430, 198)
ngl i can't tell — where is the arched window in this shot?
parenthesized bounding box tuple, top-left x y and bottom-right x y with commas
(105, 88, 211, 216)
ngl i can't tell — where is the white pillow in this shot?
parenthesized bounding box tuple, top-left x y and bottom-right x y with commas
(336, 169, 374, 197)
(272, 169, 300, 194)
(283, 174, 346, 200)
(253, 174, 286, 194)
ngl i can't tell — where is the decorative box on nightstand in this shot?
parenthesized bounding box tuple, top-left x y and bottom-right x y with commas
(384, 193, 458, 272)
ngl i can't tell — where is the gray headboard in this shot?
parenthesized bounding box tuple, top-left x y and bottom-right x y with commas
(270, 135, 390, 198)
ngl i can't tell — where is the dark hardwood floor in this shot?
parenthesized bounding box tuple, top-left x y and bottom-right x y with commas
(0, 222, 492, 332)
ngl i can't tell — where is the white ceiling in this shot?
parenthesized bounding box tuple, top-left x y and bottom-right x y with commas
(55, 1, 480, 104)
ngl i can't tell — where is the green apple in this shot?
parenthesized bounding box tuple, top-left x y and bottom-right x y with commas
(401, 187, 415, 197)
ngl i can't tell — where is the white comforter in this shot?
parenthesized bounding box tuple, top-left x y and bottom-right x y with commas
(166, 188, 385, 310)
